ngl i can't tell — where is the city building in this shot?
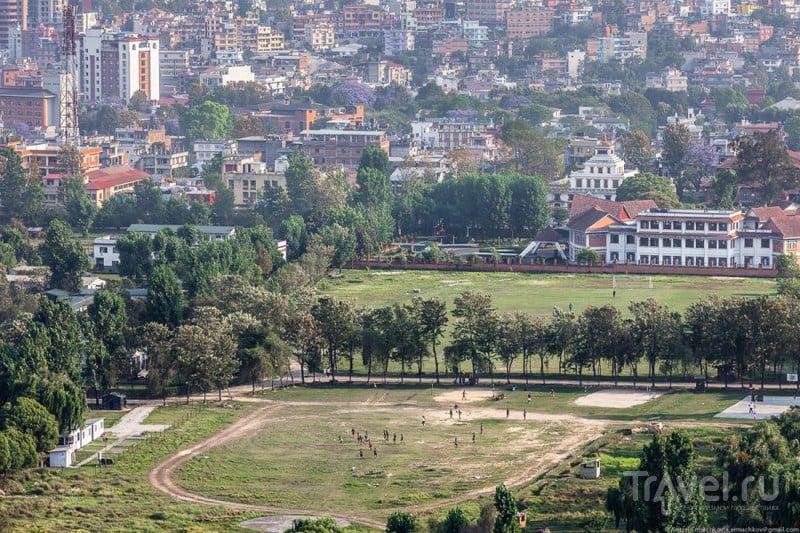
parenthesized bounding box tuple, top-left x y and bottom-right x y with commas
(558, 136, 639, 205)
(0, 86, 56, 130)
(198, 64, 254, 87)
(79, 29, 161, 103)
(0, 0, 27, 51)
(298, 128, 389, 169)
(645, 68, 688, 92)
(505, 6, 554, 40)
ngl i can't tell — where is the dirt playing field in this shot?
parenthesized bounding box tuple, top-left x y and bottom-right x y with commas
(150, 390, 612, 526)
(573, 389, 663, 408)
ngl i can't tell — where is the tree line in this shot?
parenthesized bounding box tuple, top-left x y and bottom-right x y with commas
(607, 407, 800, 530)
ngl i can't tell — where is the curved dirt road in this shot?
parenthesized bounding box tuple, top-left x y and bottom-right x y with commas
(148, 402, 386, 529)
(148, 398, 611, 529)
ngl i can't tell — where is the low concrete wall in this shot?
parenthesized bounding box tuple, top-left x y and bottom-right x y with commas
(349, 260, 778, 278)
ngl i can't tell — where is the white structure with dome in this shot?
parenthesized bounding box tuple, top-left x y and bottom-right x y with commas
(568, 135, 637, 200)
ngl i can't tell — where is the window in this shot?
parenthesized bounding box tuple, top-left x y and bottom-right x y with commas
(100, 247, 108, 253)
(709, 258, 717, 267)
(790, 240, 798, 249)
(640, 221, 649, 229)
(612, 180, 619, 188)
(719, 240, 727, 249)
(663, 256, 672, 265)
(709, 222, 717, 231)
(761, 238, 770, 248)
(686, 239, 694, 248)
(719, 223, 727, 231)
(673, 256, 682, 266)
(673, 239, 681, 247)
(610, 234, 619, 244)
(650, 238, 658, 247)
(745, 238, 753, 248)
(228, 180, 234, 188)
(651, 256, 659, 265)
(673, 222, 682, 230)
(639, 237, 648, 246)
(686, 257, 694, 266)
(653, 221, 660, 230)
(708, 240, 717, 249)
(686, 221, 694, 230)
(575, 178, 582, 188)
(696, 258, 704, 266)
(696, 222, 704, 231)
(663, 221, 672, 230)
(663, 238, 671, 247)
(626, 235, 635, 244)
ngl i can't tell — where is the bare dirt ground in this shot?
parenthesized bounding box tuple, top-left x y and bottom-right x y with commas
(573, 388, 663, 408)
(149, 395, 609, 529)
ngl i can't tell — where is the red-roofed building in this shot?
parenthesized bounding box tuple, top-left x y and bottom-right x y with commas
(567, 207, 623, 261)
(85, 166, 150, 206)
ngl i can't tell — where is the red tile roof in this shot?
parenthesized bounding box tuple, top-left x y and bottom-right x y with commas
(747, 206, 785, 223)
(86, 166, 149, 190)
(763, 215, 800, 238)
(567, 207, 620, 233)
(569, 194, 657, 220)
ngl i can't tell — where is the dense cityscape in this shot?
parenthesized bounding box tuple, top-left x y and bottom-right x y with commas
(1, 0, 800, 530)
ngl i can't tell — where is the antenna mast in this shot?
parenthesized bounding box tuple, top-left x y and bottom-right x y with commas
(60, 5, 79, 146)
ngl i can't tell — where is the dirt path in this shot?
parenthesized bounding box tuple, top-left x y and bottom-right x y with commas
(148, 398, 612, 529)
(148, 403, 386, 529)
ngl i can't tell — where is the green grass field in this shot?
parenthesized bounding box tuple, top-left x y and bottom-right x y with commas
(0, 403, 263, 532)
(0, 386, 757, 531)
(319, 271, 776, 318)
(174, 386, 750, 526)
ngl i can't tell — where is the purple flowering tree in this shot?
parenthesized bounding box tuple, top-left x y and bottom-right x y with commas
(331, 81, 377, 107)
(446, 109, 478, 121)
(681, 140, 719, 192)
(8, 121, 31, 139)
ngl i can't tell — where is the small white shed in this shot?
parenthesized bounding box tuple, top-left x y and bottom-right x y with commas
(48, 445, 75, 468)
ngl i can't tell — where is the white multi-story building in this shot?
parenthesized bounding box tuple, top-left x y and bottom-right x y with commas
(565, 136, 639, 201)
(305, 22, 335, 52)
(198, 64, 254, 87)
(193, 139, 237, 172)
(384, 28, 415, 55)
(93, 236, 119, 272)
(701, 0, 730, 16)
(79, 29, 160, 103)
(645, 68, 688, 92)
(598, 32, 647, 64)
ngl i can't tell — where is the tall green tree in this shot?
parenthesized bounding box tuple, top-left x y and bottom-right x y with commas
(62, 177, 97, 235)
(735, 130, 800, 205)
(0, 146, 44, 224)
(493, 484, 521, 533)
(622, 130, 654, 173)
(0, 397, 59, 453)
(452, 291, 498, 379)
(181, 100, 233, 143)
(386, 512, 418, 533)
(499, 119, 563, 180)
(412, 297, 448, 384)
(614, 432, 707, 532)
(146, 264, 184, 327)
(39, 219, 90, 292)
(57, 144, 83, 177)
(629, 299, 682, 387)
(615, 173, 680, 207)
(661, 123, 691, 181)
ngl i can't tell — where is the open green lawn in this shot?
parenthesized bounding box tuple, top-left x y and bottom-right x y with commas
(320, 271, 776, 318)
(522, 425, 734, 531)
(0, 403, 266, 532)
(176, 386, 750, 525)
(173, 402, 596, 520)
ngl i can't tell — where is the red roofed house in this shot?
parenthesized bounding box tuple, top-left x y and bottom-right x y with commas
(85, 166, 150, 206)
(569, 194, 657, 220)
(762, 215, 800, 263)
(567, 206, 623, 262)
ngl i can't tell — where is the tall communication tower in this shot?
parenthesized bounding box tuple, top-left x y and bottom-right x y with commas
(60, 5, 79, 146)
